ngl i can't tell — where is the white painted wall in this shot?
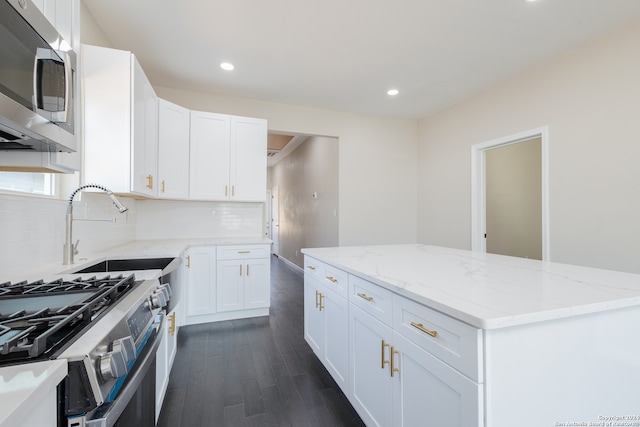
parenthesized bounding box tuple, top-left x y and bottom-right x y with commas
(417, 21, 640, 273)
(155, 86, 419, 247)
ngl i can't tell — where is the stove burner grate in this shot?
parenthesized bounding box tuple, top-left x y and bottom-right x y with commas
(0, 274, 136, 363)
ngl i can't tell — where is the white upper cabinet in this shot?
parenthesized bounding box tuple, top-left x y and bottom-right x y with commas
(83, 44, 158, 197)
(158, 99, 190, 199)
(190, 112, 267, 202)
(229, 116, 267, 202)
(189, 111, 230, 200)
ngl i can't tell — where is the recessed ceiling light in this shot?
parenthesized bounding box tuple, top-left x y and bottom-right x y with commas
(220, 62, 234, 71)
(387, 89, 399, 96)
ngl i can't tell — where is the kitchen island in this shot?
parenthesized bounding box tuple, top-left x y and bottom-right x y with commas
(302, 244, 640, 427)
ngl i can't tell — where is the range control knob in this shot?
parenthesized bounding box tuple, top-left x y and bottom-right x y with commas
(149, 290, 167, 309)
(112, 336, 136, 364)
(99, 349, 128, 381)
(159, 284, 172, 300)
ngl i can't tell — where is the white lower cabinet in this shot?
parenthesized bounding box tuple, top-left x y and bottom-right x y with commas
(349, 304, 393, 427)
(185, 244, 270, 325)
(184, 246, 217, 320)
(156, 304, 179, 422)
(391, 331, 481, 427)
(216, 246, 270, 312)
(304, 275, 349, 392)
(304, 255, 483, 427)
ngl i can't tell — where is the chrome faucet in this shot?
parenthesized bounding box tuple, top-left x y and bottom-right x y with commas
(63, 184, 128, 265)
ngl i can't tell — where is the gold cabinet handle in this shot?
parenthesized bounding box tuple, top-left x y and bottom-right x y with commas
(232, 185, 235, 196)
(225, 185, 228, 196)
(247, 264, 250, 276)
(161, 180, 165, 193)
(357, 292, 373, 302)
(410, 322, 437, 338)
(326, 276, 338, 283)
(238, 250, 251, 254)
(306, 265, 316, 271)
(186, 255, 191, 268)
(381, 340, 390, 369)
(315, 290, 320, 309)
(169, 312, 176, 336)
(318, 293, 324, 311)
(146, 174, 154, 189)
(240, 264, 243, 276)
(390, 346, 400, 377)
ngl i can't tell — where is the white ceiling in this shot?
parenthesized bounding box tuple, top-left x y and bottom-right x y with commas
(83, 0, 640, 120)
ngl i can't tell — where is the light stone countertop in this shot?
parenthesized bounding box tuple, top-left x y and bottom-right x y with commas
(302, 244, 640, 329)
(0, 360, 67, 427)
(9, 237, 272, 282)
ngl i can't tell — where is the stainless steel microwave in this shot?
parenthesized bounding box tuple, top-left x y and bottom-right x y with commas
(0, 0, 77, 152)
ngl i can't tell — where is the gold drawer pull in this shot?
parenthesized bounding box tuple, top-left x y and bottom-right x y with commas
(326, 276, 338, 283)
(357, 293, 373, 302)
(169, 312, 176, 336)
(238, 250, 251, 254)
(306, 265, 316, 270)
(410, 322, 437, 338)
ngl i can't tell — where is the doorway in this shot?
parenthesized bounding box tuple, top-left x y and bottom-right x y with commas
(271, 185, 280, 256)
(471, 127, 549, 260)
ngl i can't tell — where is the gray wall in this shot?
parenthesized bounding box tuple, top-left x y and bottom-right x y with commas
(271, 136, 339, 268)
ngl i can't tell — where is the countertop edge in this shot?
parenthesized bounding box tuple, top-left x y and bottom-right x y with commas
(0, 360, 68, 427)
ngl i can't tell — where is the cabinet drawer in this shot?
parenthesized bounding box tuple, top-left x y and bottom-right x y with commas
(349, 275, 393, 326)
(303, 256, 324, 280)
(393, 294, 483, 382)
(217, 245, 270, 260)
(321, 264, 348, 298)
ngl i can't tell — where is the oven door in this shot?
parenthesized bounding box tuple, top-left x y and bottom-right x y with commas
(70, 313, 165, 427)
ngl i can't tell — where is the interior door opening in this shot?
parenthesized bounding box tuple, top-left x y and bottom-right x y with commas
(471, 127, 549, 261)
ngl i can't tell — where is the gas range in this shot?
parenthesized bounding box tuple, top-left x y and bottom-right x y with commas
(0, 271, 172, 427)
(0, 274, 139, 365)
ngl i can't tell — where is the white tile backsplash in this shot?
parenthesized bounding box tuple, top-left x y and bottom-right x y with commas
(135, 199, 264, 240)
(0, 193, 264, 277)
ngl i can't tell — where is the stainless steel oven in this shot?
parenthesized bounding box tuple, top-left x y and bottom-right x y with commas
(0, 272, 172, 427)
(0, 0, 77, 152)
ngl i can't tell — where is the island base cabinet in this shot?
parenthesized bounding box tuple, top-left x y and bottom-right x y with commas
(304, 276, 349, 392)
(391, 332, 482, 427)
(349, 305, 393, 427)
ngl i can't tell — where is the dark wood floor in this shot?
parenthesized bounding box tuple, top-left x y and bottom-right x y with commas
(157, 255, 365, 427)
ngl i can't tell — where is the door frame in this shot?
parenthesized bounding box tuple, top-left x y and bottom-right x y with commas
(470, 126, 550, 261)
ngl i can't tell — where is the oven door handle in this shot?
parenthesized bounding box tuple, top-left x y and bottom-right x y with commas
(85, 313, 165, 427)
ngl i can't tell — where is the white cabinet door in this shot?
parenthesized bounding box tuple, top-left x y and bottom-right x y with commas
(84, 46, 158, 196)
(189, 111, 230, 200)
(323, 289, 349, 391)
(217, 259, 244, 312)
(217, 257, 269, 312)
(392, 332, 482, 427)
(243, 257, 270, 309)
(304, 277, 325, 355)
(158, 99, 190, 199)
(350, 305, 393, 427)
(155, 304, 180, 423)
(185, 246, 217, 317)
(229, 116, 267, 201)
(132, 58, 158, 197)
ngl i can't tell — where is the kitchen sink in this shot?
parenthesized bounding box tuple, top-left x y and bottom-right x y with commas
(72, 257, 177, 274)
